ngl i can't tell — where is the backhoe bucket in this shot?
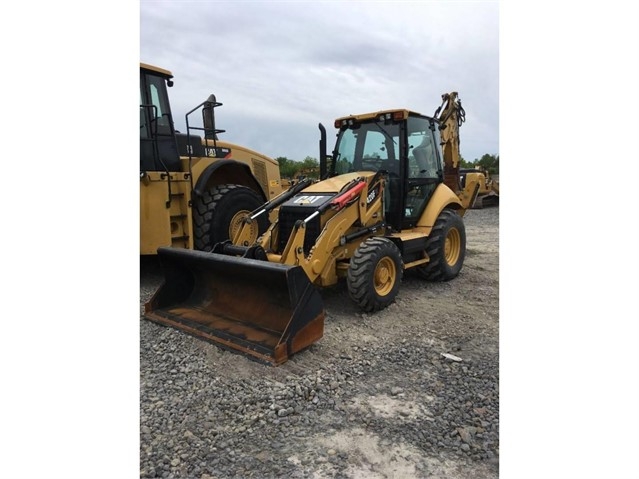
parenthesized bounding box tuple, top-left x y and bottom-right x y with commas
(144, 247, 325, 365)
(472, 193, 499, 209)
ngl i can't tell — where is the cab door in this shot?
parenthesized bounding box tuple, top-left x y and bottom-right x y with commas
(402, 116, 442, 229)
(140, 69, 180, 172)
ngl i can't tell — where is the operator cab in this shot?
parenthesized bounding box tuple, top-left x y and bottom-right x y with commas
(140, 63, 180, 172)
(326, 110, 444, 232)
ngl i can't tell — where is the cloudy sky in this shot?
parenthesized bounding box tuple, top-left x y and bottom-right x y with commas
(140, 1, 499, 163)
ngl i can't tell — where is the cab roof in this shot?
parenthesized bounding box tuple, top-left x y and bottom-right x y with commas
(140, 62, 173, 79)
(334, 109, 435, 127)
(334, 108, 437, 122)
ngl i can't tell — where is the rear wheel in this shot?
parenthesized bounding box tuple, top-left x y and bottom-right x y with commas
(347, 237, 404, 312)
(416, 208, 466, 281)
(193, 184, 267, 251)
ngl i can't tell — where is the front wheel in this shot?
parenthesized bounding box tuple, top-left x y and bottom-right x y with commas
(347, 237, 404, 312)
(193, 184, 267, 251)
(415, 209, 466, 281)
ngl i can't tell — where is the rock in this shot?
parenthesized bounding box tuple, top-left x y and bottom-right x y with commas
(441, 353, 463, 362)
(457, 427, 473, 444)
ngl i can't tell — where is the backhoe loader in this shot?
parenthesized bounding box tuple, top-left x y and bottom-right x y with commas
(145, 92, 480, 365)
(140, 63, 283, 255)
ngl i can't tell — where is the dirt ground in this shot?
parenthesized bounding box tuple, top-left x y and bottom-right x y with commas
(140, 205, 499, 478)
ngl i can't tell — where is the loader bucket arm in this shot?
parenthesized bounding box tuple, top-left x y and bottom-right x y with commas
(144, 247, 325, 365)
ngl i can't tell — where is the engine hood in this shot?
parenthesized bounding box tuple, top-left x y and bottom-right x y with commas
(301, 171, 377, 194)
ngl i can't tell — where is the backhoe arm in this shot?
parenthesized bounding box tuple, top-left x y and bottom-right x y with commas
(434, 92, 477, 212)
(435, 92, 465, 171)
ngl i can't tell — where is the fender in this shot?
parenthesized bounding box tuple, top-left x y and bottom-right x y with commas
(193, 159, 266, 201)
(416, 183, 462, 233)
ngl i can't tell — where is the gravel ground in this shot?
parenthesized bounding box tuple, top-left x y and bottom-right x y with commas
(140, 206, 499, 479)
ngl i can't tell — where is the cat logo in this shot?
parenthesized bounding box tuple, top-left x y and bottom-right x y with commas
(294, 195, 323, 205)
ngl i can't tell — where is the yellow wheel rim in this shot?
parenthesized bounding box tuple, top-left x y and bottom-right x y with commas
(229, 210, 257, 242)
(444, 227, 461, 266)
(374, 257, 396, 296)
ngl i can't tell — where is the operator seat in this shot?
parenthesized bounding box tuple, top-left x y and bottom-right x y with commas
(413, 141, 437, 177)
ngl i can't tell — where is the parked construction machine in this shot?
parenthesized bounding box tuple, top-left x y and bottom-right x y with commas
(145, 92, 480, 365)
(140, 63, 283, 255)
(460, 167, 499, 208)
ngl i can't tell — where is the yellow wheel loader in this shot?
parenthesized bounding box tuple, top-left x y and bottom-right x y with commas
(140, 63, 283, 255)
(145, 92, 480, 365)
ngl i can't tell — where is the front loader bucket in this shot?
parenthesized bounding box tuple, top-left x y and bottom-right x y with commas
(144, 247, 325, 365)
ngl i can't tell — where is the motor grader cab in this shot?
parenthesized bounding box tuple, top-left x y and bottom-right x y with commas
(140, 63, 283, 255)
(145, 91, 479, 365)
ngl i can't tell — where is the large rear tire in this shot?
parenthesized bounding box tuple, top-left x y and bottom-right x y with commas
(193, 184, 267, 251)
(347, 237, 404, 312)
(416, 208, 466, 281)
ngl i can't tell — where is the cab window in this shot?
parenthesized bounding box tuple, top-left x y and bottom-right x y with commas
(407, 117, 440, 179)
(333, 122, 400, 175)
(140, 73, 173, 137)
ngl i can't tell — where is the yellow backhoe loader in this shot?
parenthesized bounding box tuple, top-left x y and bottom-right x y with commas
(145, 92, 480, 365)
(140, 63, 283, 255)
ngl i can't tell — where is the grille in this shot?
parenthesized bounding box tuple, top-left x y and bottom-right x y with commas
(277, 208, 322, 255)
(251, 159, 268, 193)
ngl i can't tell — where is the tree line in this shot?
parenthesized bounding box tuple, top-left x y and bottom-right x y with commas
(277, 153, 499, 178)
(276, 156, 320, 179)
(460, 154, 499, 174)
